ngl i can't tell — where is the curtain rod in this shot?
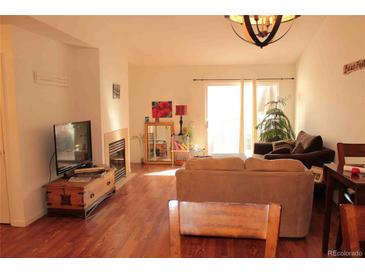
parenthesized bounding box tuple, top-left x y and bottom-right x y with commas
(193, 77, 295, 81)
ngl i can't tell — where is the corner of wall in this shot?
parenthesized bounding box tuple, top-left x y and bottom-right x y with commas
(11, 208, 46, 227)
(1, 24, 27, 226)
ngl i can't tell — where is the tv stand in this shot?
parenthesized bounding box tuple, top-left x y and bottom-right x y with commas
(46, 167, 116, 218)
(63, 170, 74, 179)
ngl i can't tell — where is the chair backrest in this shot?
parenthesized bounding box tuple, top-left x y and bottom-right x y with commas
(340, 204, 365, 257)
(337, 143, 365, 169)
(168, 200, 281, 258)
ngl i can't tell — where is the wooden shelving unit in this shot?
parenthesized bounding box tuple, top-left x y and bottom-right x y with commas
(144, 122, 174, 165)
(171, 134, 191, 166)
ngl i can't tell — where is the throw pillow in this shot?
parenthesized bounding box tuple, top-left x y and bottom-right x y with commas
(295, 131, 323, 153)
(292, 142, 305, 154)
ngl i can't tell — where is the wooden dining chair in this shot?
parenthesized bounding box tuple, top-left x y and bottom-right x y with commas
(336, 143, 365, 248)
(168, 200, 282, 258)
(337, 143, 365, 171)
(340, 204, 365, 257)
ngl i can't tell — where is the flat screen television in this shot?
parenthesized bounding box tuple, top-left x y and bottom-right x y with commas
(53, 120, 92, 175)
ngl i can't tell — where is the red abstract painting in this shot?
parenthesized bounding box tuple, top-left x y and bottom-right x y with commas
(152, 101, 172, 118)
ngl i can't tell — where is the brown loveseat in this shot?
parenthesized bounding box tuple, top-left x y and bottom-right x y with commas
(254, 130, 335, 168)
(176, 157, 314, 238)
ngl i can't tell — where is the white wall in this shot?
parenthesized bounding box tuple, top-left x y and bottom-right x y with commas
(1, 16, 131, 226)
(33, 16, 130, 135)
(4, 25, 103, 225)
(34, 16, 131, 169)
(129, 64, 296, 163)
(73, 48, 103, 164)
(296, 16, 365, 154)
(12, 26, 77, 224)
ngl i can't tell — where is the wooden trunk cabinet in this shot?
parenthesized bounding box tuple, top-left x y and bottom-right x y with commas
(45, 168, 115, 218)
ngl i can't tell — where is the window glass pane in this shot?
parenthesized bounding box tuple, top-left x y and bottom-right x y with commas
(243, 81, 253, 156)
(256, 82, 279, 138)
(207, 85, 241, 154)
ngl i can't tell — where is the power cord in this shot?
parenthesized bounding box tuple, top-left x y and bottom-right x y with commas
(48, 151, 56, 184)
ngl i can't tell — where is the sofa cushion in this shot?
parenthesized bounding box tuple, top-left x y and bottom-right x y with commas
(295, 131, 323, 153)
(245, 157, 305, 172)
(252, 154, 265, 160)
(185, 157, 245, 171)
(292, 142, 305, 154)
(269, 147, 291, 154)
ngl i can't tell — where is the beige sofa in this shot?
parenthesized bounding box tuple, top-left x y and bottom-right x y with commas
(176, 157, 315, 238)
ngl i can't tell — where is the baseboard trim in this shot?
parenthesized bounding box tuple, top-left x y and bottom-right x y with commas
(10, 208, 46, 227)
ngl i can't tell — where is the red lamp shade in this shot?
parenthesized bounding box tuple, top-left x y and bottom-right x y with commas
(175, 105, 187, 116)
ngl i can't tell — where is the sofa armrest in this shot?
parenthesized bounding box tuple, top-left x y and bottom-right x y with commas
(254, 142, 273, 155)
(264, 148, 335, 168)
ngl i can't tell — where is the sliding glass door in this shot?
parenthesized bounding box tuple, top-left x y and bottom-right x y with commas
(206, 80, 280, 156)
(207, 84, 241, 154)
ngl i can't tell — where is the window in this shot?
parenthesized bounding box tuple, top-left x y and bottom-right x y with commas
(207, 84, 241, 154)
(256, 82, 279, 138)
(205, 80, 282, 156)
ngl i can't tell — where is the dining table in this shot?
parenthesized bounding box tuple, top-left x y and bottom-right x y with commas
(322, 163, 365, 254)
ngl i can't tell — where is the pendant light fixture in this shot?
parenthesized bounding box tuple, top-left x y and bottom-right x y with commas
(225, 15, 300, 48)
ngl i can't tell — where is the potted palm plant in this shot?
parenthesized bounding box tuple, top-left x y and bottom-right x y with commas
(256, 97, 295, 142)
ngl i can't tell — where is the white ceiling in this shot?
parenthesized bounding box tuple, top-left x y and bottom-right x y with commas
(119, 15, 325, 66)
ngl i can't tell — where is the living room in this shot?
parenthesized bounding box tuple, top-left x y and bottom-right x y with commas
(0, 1, 365, 273)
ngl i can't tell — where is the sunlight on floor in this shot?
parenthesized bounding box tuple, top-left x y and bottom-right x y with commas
(144, 169, 179, 176)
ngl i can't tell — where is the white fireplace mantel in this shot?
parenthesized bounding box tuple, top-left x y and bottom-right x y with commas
(104, 128, 131, 177)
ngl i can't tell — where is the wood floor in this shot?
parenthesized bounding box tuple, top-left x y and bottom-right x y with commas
(0, 164, 340, 258)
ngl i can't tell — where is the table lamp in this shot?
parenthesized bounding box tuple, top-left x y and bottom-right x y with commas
(175, 105, 187, 135)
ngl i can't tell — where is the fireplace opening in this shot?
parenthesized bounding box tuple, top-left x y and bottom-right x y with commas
(109, 139, 126, 182)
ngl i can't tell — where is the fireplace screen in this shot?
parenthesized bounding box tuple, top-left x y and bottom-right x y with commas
(109, 139, 126, 182)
